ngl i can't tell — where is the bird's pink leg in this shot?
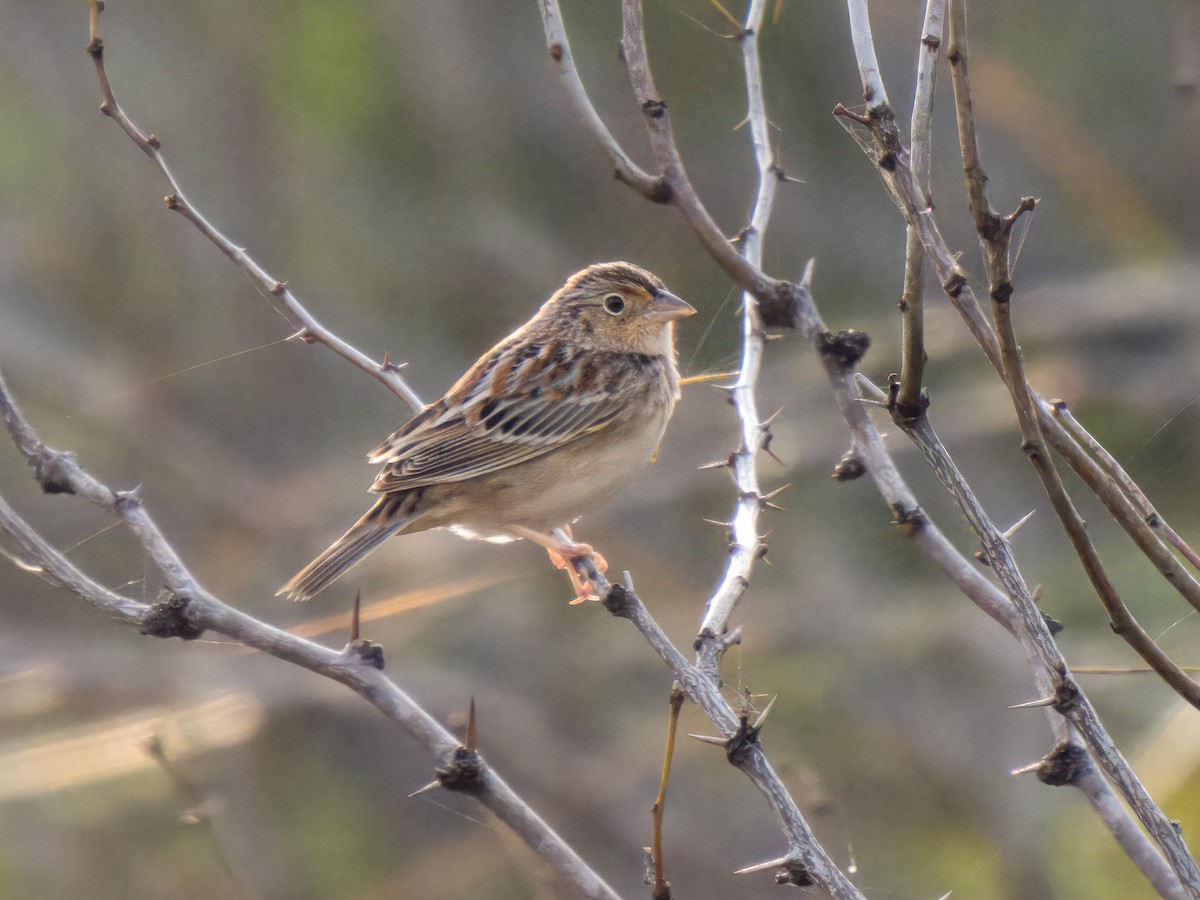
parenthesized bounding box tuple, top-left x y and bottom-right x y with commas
(508, 524, 607, 602)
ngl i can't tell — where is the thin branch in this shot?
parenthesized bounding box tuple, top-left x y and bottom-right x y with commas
(1051, 400, 1200, 573)
(574, 568, 864, 899)
(542, 1, 1183, 892)
(83, 0, 423, 413)
(943, 0, 1200, 711)
(905, 400, 1200, 710)
(621, 0, 813, 331)
(894, 0, 944, 418)
(536, 0, 668, 201)
(539, 0, 815, 336)
(696, 0, 775, 645)
(650, 684, 685, 900)
(0, 372, 619, 900)
(909, 0, 944, 200)
(841, 2, 1200, 893)
(845, 0, 888, 107)
(836, 2, 1200, 624)
(0, 492, 145, 622)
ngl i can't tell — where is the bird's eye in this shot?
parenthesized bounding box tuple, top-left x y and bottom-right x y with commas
(603, 294, 626, 316)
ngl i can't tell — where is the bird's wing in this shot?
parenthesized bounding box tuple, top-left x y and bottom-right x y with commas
(366, 339, 634, 492)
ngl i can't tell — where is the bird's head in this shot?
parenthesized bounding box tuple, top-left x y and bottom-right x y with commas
(543, 261, 696, 356)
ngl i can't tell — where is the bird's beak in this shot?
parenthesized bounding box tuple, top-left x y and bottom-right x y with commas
(643, 289, 697, 323)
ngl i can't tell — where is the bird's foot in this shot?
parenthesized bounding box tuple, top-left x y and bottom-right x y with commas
(546, 542, 608, 603)
(508, 524, 608, 603)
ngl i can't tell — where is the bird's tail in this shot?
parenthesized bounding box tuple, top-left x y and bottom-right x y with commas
(278, 492, 422, 602)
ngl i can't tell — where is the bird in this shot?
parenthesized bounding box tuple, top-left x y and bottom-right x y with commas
(279, 261, 696, 603)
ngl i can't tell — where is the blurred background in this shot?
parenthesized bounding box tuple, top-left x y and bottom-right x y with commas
(1, 1, 1199, 897)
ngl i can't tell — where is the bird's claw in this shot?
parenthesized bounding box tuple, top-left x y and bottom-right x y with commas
(547, 542, 607, 603)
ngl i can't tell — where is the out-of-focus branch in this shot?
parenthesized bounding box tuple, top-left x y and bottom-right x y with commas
(0, 371, 619, 900)
(83, 0, 423, 413)
(1051, 400, 1200, 572)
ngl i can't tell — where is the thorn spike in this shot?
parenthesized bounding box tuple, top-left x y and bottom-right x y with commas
(466, 697, 477, 751)
(407, 780, 441, 798)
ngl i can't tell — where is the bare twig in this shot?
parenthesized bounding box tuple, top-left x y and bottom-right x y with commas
(909, 0, 944, 200)
(1051, 399, 1200, 573)
(543, 0, 812, 331)
(840, 2, 1200, 893)
(0, 372, 618, 900)
(83, 0, 423, 413)
(836, 0, 1200, 622)
(695, 0, 776, 646)
(893, 0, 944, 418)
(537, 0, 668, 201)
(649, 684, 685, 900)
(845, 0, 888, 108)
(943, 1, 1200, 712)
(575, 567, 864, 899)
(911, 402, 1200, 704)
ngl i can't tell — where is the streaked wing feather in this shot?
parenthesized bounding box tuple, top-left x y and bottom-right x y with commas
(370, 389, 625, 492)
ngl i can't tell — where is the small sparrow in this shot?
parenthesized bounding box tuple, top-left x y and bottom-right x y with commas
(279, 262, 696, 602)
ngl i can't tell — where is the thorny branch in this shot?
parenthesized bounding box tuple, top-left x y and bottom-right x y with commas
(7, 1, 1191, 897)
(943, 0, 1200, 712)
(834, 0, 1200, 626)
(0, 367, 620, 900)
(541, 2, 866, 893)
(694, 0, 775, 655)
(545, 0, 1194, 895)
(576, 564, 861, 897)
(0, 5, 637, 897)
(840, 0, 1199, 894)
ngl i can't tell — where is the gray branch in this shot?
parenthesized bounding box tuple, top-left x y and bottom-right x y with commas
(840, 1, 1200, 895)
(83, 0, 423, 413)
(0, 369, 620, 900)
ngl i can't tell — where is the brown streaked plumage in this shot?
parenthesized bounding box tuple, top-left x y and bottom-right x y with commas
(279, 262, 696, 602)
